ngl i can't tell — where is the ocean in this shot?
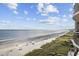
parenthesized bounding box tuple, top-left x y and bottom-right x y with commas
(0, 30, 67, 44)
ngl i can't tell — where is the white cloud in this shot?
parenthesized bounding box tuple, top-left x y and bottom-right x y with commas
(24, 10, 28, 15)
(0, 20, 28, 29)
(46, 5, 59, 13)
(37, 3, 45, 14)
(7, 3, 18, 10)
(69, 14, 73, 18)
(38, 3, 44, 12)
(5, 3, 18, 14)
(69, 8, 73, 12)
(26, 18, 36, 21)
(37, 3, 59, 16)
(0, 20, 10, 25)
(62, 15, 67, 18)
(63, 19, 68, 22)
(41, 13, 48, 16)
(13, 10, 18, 14)
(39, 16, 69, 25)
(39, 17, 61, 25)
(0, 20, 13, 29)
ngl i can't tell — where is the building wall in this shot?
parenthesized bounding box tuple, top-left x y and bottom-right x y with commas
(72, 3, 79, 49)
(74, 3, 79, 14)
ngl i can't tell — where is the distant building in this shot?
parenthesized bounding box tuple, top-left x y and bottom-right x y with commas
(72, 3, 79, 56)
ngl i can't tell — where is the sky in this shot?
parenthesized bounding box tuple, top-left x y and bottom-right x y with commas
(0, 3, 74, 30)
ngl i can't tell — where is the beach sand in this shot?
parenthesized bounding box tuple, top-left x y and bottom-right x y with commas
(0, 31, 68, 56)
(0, 37, 56, 56)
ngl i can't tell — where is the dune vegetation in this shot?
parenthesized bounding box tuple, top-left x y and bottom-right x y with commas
(25, 31, 74, 56)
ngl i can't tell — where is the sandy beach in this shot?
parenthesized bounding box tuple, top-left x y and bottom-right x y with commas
(0, 37, 56, 56)
(0, 31, 68, 56)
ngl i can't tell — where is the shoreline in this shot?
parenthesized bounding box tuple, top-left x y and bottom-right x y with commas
(26, 31, 73, 56)
(0, 31, 68, 56)
(0, 37, 56, 56)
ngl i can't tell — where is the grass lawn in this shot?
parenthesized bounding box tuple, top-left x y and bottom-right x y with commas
(25, 31, 74, 56)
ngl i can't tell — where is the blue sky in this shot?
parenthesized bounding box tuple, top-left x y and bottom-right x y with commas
(0, 3, 74, 30)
